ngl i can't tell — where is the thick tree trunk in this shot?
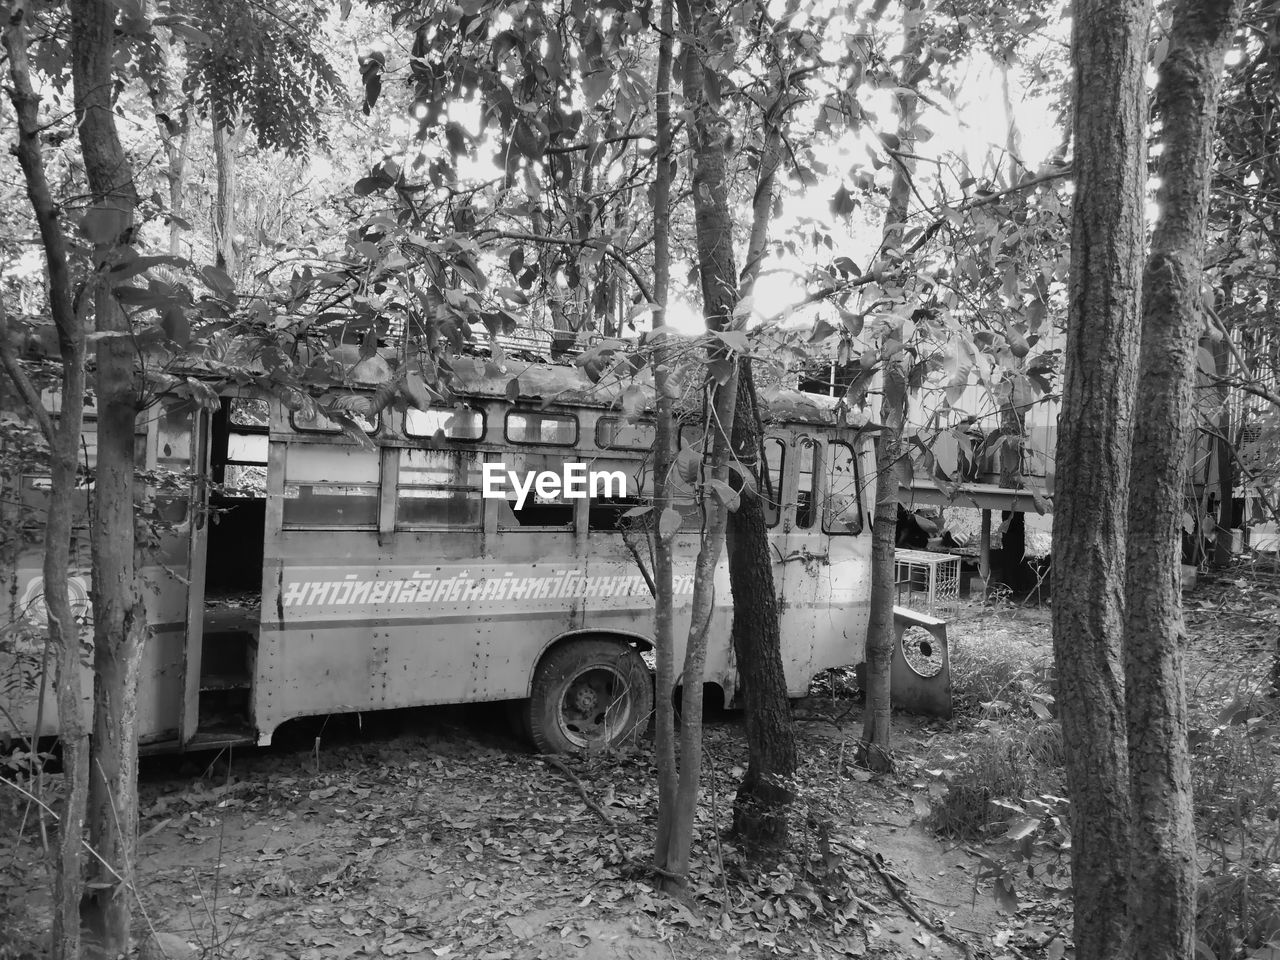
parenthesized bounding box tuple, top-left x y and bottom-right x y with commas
(728, 367, 795, 851)
(1125, 2, 1241, 957)
(70, 1, 147, 954)
(1053, 1, 1151, 957)
(725, 105, 794, 851)
(1, 12, 91, 958)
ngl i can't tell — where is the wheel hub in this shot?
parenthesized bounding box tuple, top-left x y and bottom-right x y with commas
(571, 684, 599, 713)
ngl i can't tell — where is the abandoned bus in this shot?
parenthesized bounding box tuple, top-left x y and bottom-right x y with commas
(2, 356, 910, 753)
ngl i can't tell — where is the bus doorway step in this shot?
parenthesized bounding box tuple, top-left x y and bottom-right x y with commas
(185, 727, 255, 750)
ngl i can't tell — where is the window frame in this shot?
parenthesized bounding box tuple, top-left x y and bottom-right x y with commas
(504, 409, 579, 447)
(821, 439, 864, 536)
(595, 416, 656, 451)
(403, 405, 486, 443)
(289, 400, 381, 436)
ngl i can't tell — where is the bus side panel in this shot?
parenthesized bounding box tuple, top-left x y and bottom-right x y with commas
(0, 557, 186, 745)
(252, 530, 734, 742)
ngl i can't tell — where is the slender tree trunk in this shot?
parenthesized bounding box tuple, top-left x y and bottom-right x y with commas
(650, 0, 679, 870)
(1125, 2, 1241, 957)
(1053, 2, 1151, 957)
(1, 11, 91, 958)
(863, 363, 905, 766)
(654, 1, 741, 888)
(212, 101, 240, 276)
(1213, 334, 1235, 563)
(862, 0, 923, 762)
(70, 1, 147, 954)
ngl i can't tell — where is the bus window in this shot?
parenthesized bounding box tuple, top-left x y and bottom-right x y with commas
(229, 398, 269, 429)
(291, 403, 379, 435)
(506, 411, 577, 446)
(404, 407, 485, 441)
(397, 449, 483, 529)
(282, 445, 379, 527)
(795, 438, 820, 529)
(762, 437, 785, 528)
(596, 417, 655, 451)
(823, 441, 863, 535)
(494, 452, 575, 530)
(225, 398, 268, 497)
(585, 456, 645, 531)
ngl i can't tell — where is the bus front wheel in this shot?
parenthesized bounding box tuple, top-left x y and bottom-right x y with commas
(527, 639, 653, 753)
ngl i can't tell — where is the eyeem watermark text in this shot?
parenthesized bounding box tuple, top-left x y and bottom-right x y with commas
(482, 463, 626, 509)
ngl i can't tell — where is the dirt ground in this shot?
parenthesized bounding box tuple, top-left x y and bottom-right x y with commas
(3, 567, 1275, 960)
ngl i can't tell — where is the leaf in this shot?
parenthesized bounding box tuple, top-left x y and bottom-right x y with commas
(830, 184, 857, 217)
(658, 508, 683, 542)
(676, 446, 701, 485)
(160, 306, 190, 348)
(993, 876, 1018, 914)
(582, 70, 611, 106)
(1197, 346, 1217, 376)
(200, 265, 235, 298)
(708, 478, 740, 512)
(1004, 817, 1040, 841)
(354, 176, 389, 197)
(505, 378, 521, 403)
(808, 319, 837, 343)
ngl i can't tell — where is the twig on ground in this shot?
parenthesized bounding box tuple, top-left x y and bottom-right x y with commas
(540, 756, 684, 884)
(850, 844, 976, 959)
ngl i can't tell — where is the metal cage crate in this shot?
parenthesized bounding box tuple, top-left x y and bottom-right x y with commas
(894, 549, 962, 616)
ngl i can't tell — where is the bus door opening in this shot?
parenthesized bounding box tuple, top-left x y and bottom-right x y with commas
(195, 396, 268, 741)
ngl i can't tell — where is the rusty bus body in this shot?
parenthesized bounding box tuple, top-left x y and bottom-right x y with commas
(2, 358, 905, 752)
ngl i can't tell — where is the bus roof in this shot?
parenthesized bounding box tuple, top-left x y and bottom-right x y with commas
(445, 356, 873, 430)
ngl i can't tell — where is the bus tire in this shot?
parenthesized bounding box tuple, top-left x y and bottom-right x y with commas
(528, 638, 653, 754)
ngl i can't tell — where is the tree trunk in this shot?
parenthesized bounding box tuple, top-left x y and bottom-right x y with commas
(724, 97, 794, 852)
(70, 1, 147, 954)
(1, 11, 92, 958)
(863, 363, 906, 766)
(650, 0, 678, 871)
(862, 0, 923, 763)
(212, 101, 240, 276)
(1212, 333, 1235, 564)
(1125, 2, 1241, 956)
(654, 2, 741, 888)
(1053, 1, 1151, 957)
(727, 373, 795, 849)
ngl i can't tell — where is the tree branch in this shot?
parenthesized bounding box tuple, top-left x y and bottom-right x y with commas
(0, 294, 55, 445)
(477, 229, 655, 304)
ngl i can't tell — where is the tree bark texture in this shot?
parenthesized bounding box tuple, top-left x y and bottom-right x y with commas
(863, 362, 906, 765)
(862, 0, 923, 761)
(727, 367, 795, 851)
(654, 1, 741, 887)
(212, 101, 240, 276)
(1125, 2, 1241, 957)
(650, 0, 679, 869)
(2, 9, 91, 957)
(726, 105, 794, 852)
(70, 0, 147, 953)
(1054, 1, 1151, 957)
